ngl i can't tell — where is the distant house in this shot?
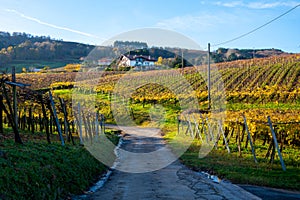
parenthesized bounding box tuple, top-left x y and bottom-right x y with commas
(98, 58, 113, 66)
(118, 54, 156, 70)
(28, 67, 41, 72)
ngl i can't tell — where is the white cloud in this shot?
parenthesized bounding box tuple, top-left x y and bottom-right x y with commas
(248, 1, 300, 9)
(214, 1, 244, 8)
(213, 1, 300, 9)
(155, 14, 223, 31)
(4, 9, 100, 38)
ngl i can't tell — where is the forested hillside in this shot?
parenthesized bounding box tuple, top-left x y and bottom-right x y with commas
(0, 31, 289, 69)
(0, 32, 94, 65)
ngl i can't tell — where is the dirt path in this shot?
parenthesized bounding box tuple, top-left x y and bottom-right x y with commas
(87, 126, 260, 200)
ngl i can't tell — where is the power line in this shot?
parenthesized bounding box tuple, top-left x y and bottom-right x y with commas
(211, 3, 300, 47)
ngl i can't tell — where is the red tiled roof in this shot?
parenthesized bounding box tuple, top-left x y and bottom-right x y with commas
(122, 54, 156, 62)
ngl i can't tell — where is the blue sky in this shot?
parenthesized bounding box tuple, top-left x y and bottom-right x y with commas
(0, 0, 299, 52)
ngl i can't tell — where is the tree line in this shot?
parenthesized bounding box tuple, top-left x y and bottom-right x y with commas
(0, 32, 94, 65)
(0, 32, 287, 67)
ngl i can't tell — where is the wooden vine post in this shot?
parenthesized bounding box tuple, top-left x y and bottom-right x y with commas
(200, 114, 208, 143)
(236, 120, 242, 157)
(177, 115, 180, 135)
(95, 111, 99, 141)
(243, 115, 258, 163)
(267, 116, 286, 171)
(218, 120, 230, 153)
(100, 113, 105, 135)
(77, 103, 83, 145)
(59, 97, 73, 144)
(12, 66, 18, 129)
(191, 115, 202, 141)
(39, 94, 51, 144)
(29, 107, 34, 134)
(186, 115, 194, 138)
(0, 95, 3, 133)
(49, 91, 64, 146)
(1, 72, 23, 144)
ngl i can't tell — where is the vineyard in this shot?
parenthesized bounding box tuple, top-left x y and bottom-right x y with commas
(3, 53, 296, 143)
(16, 53, 299, 103)
(11, 54, 300, 145)
(1, 53, 299, 193)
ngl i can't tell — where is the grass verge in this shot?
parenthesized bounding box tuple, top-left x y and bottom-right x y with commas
(0, 129, 119, 200)
(5, 59, 79, 72)
(179, 141, 300, 191)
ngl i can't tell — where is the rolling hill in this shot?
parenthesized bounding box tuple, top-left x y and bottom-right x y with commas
(0, 31, 291, 72)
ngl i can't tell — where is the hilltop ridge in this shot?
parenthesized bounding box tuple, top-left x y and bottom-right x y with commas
(0, 31, 290, 69)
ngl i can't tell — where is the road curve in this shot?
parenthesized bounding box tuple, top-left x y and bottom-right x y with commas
(87, 126, 260, 200)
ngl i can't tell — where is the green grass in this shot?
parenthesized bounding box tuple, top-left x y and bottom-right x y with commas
(179, 142, 300, 191)
(0, 129, 120, 200)
(53, 89, 73, 100)
(1, 59, 79, 73)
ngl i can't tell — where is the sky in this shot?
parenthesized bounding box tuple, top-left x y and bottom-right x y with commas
(0, 0, 299, 52)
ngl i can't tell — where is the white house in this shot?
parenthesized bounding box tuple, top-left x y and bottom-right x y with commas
(118, 54, 156, 69)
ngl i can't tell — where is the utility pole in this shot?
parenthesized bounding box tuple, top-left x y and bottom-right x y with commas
(207, 43, 211, 110)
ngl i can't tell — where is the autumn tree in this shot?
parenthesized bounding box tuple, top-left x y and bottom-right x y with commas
(155, 56, 163, 65)
(64, 64, 81, 72)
